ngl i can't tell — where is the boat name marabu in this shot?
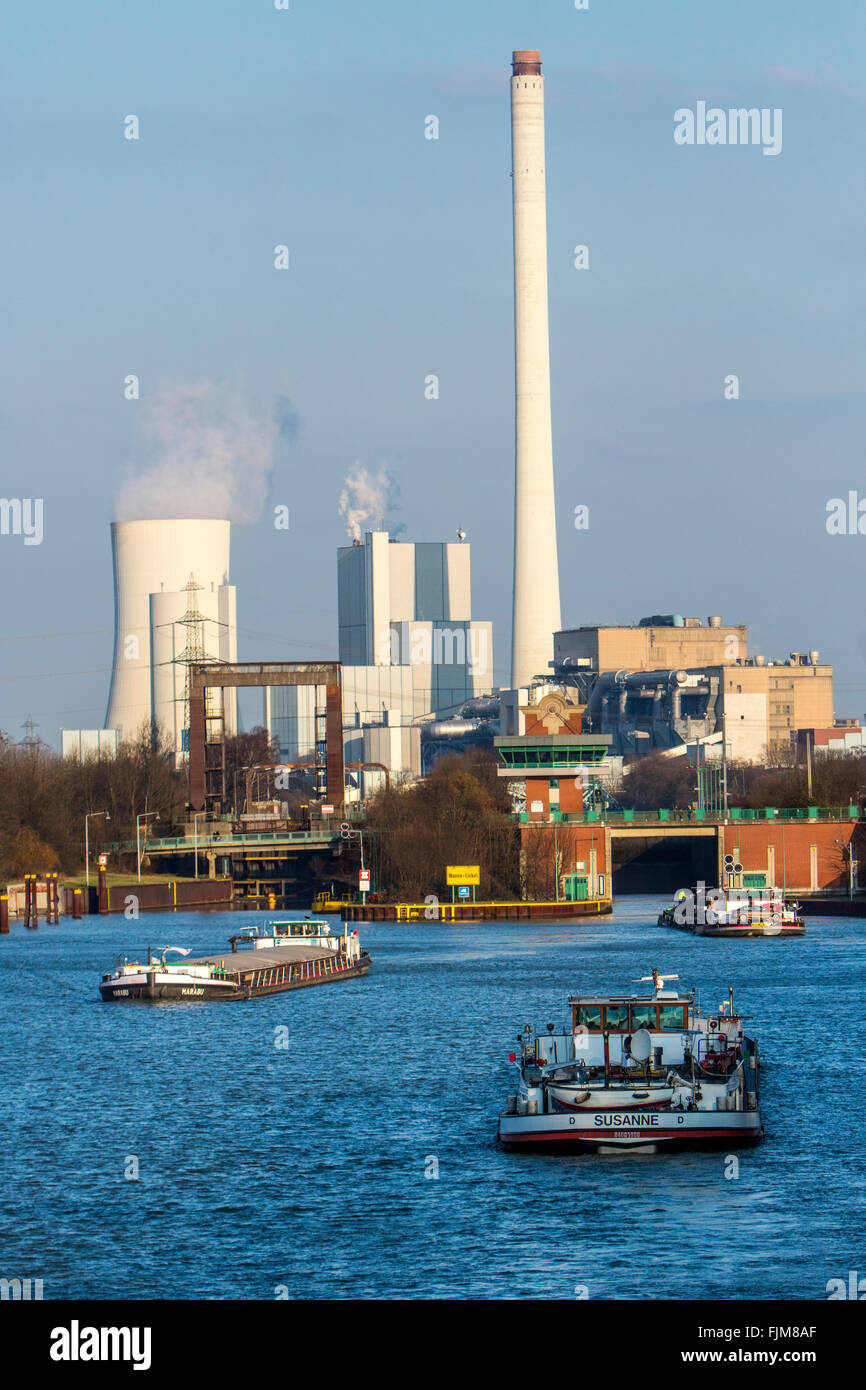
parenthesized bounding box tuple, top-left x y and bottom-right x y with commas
(593, 1113, 661, 1127)
(180, 987, 205, 996)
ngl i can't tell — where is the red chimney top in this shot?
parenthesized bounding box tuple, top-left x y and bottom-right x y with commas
(512, 50, 542, 77)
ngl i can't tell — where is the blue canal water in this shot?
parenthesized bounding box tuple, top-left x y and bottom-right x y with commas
(1, 897, 863, 1301)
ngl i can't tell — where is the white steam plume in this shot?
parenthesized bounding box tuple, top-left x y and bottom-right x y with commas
(338, 464, 403, 540)
(116, 381, 278, 523)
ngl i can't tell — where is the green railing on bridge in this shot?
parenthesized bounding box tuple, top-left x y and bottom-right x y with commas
(110, 828, 342, 853)
(519, 805, 860, 826)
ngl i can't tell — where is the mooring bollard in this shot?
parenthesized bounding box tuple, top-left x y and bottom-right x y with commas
(24, 873, 38, 929)
(0, 892, 9, 934)
(46, 873, 57, 924)
(72, 887, 82, 921)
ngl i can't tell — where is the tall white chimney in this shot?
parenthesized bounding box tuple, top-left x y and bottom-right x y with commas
(510, 49, 561, 689)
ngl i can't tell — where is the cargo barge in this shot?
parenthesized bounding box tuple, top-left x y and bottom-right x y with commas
(342, 898, 612, 923)
(99, 918, 371, 1002)
(658, 885, 804, 937)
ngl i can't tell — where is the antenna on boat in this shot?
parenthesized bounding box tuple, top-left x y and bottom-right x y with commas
(632, 969, 679, 991)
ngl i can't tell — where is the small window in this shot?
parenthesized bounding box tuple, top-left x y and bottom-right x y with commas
(659, 1004, 687, 1030)
(630, 1004, 658, 1029)
(576, 1005, 603, 1031)
(604, 1004, 629, 1031)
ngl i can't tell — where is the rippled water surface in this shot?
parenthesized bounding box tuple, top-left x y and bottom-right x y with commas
(1, 899, 863, 1300)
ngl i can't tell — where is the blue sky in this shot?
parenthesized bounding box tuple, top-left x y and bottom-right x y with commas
(2, 1, 866, 745)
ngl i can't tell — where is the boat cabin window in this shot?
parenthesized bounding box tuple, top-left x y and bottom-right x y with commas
(574, 1005, 603, 1031)
(658, 1004, 687, 1030)
(630, 1004, 658, 1029)
(603, 1004, 629, 1031)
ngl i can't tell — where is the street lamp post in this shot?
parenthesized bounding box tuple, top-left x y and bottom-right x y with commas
(340, 821, 367, 897)
(136, 812, 159, 884)
(835, 838, 854, 900)
(85, 811, 110, 888)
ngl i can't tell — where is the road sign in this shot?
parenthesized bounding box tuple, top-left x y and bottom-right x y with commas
(321, 804, 334, 814)
(359, 869, 371, 888)
(457, 886, 470, 900)
(446, 865, 480, 886)
(98, 854, 107, 867)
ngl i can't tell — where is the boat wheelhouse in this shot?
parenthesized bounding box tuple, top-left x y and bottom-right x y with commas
(497, 969, 762, 1152)
(229, 917, 343, 951)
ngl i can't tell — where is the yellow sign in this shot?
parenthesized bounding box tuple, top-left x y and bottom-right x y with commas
(446, 865, 480, 886)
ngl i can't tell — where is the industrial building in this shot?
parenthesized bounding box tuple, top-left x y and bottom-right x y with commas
(61, 728, 119, 759)
(797, 722, 866, 758)
(553, 616, 748, 691)
(103, 519, 238, 755)
(265, 528, 493, 789)
(548, 617, 833, 762)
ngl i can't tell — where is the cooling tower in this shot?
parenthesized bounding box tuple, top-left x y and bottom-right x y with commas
(105, 519, 237, 747)
(510, 50, 562, 689)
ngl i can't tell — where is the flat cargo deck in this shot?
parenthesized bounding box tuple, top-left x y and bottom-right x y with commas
(193, 943, 337, 970)
(197, 942, 372, 998)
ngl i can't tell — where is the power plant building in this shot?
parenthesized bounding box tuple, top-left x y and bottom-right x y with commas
(104, 519, 237, 754)
(266, 529, 493, 786)
(548, 617, 833, 762)
(553, 616, 748, 679)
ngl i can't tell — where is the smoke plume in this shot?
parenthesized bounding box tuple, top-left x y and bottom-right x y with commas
(116, 381, 292, 523)
(338, 465, 403, 541)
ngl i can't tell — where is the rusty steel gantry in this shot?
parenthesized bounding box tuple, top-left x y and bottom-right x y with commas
(187, 661, 344, 814)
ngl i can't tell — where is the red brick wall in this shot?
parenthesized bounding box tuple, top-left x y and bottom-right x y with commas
(524, 777, 584, 819)
(558, 778, 585, 815)
(520, 824, 609, 899)
(525, 782, 550, 821)
(722, 822, 861, 891)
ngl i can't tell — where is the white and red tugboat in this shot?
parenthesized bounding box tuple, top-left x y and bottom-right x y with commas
(497, 969, 762, 1152)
